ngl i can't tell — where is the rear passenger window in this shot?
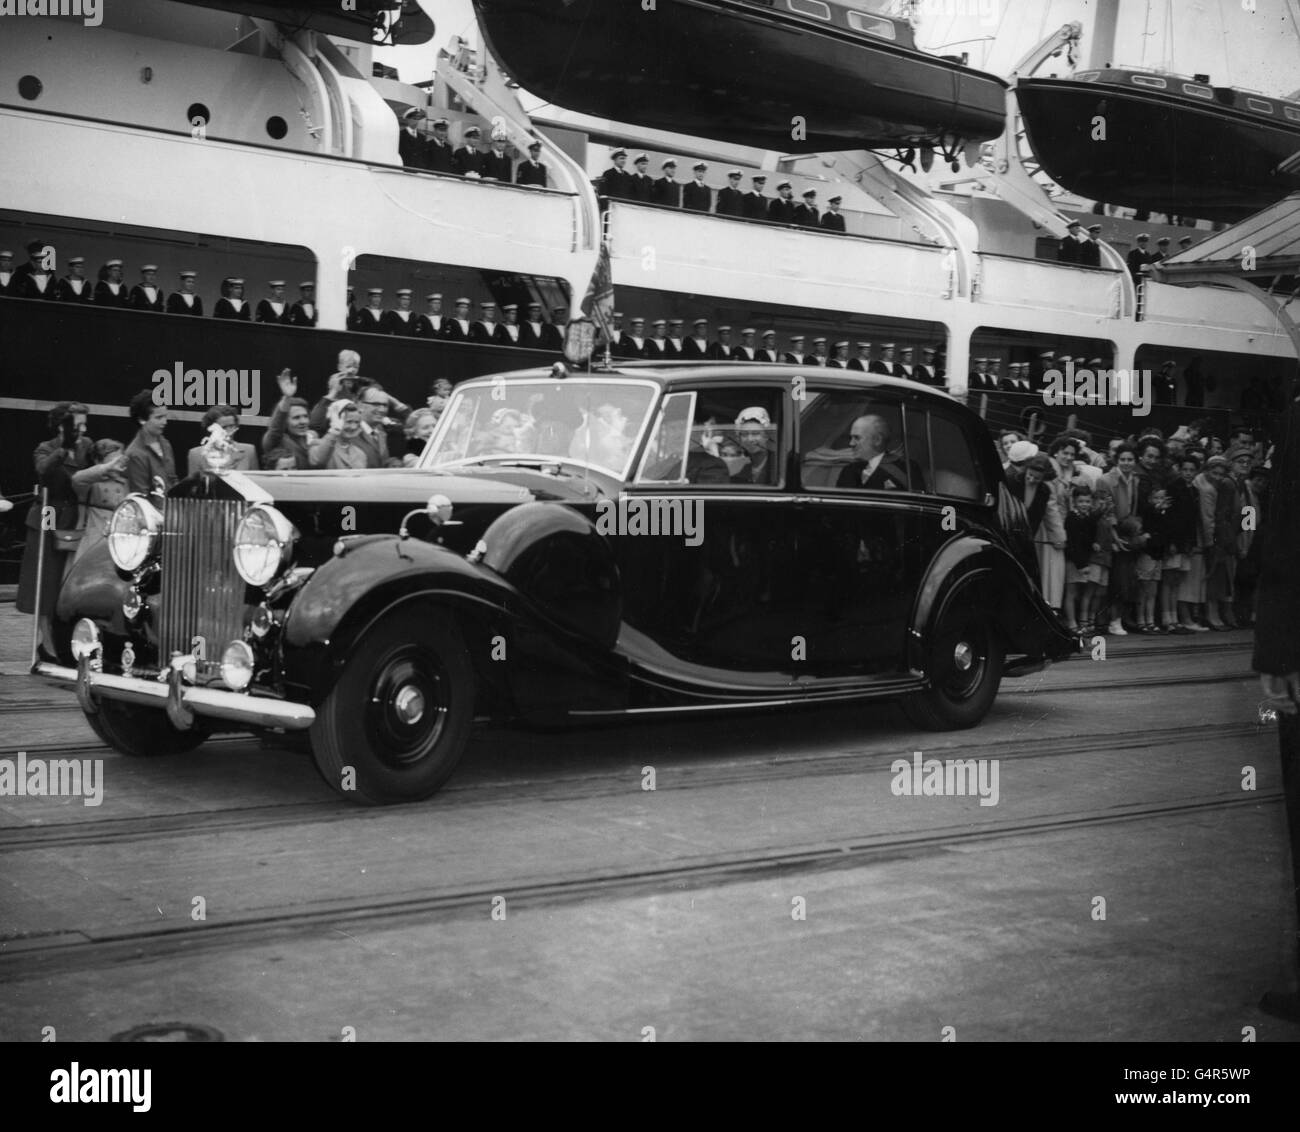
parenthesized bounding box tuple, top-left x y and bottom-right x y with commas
(926, 413, 985, 500)
(798, 389, 922, 492)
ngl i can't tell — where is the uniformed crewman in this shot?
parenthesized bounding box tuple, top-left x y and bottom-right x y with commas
(732, 328, 758, 362)
(55, 256, 93, 303)
(469, 300, 499, 343)
(783, 334, 809, 365)
(442, 296, 473, 341)
(821, 195, 847, 232)
(213, 277, 251, 320)
(544, 306, 568, 351)
(809, 336, 829, 366)
(758, 329, 778, 363)
(1149, 235, 1171, 265)
(599, 149, 632, 200)
(621, 316, 647, 358)
(256, 280, 290, 324)
(795, 189, 820, 228)
(414, 293, 444, 338)
(1079, 223, 1103, 267)
(629, 154, 654, 202)
(167, 270, 203, 316)
(494, 303, 522, 345)
(897, 346, 916, 380)
(288, 282, 316, 327)
(1127, 233, 1151, 279)
(481, 135, 513, 182)
(644, 318, 670, 359)
(683, 162, 712, 212)
(0, 250, 14, 295)
(454, 125, 484, 177)
(653, 159, 682, 207)
(870, 342, 897, 376)
(708, 325, 733, 361)
(768, 181, 797, 224)
(743, 175, 767, 220)
(1057, 220, 1083, 263)
(516, 140, 548, 187)
(348, 287, 386, 332)
(94, 259, 130, 307)
(716, 170, 745, 217)
(827, 340, 851, 369)
(129, 264, 165, 312)
(969, 357, 989, 391)
(683, 318, 710, 360)
(848, 341, 871, 372)
(12, 239, 55, 299)
(985, 356, 1004, 390)
(519, 301, 547, 349)
(666, 318, 685, 358)
(398, 106, 428, 169)
(382, 288, 418, 335)
(426, 118, 456, 174)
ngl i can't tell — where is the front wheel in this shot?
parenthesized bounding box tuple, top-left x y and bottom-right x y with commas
(309, 612, 475, 805)
(902, 610, 1004, 731)
(86, 699, 211, 757)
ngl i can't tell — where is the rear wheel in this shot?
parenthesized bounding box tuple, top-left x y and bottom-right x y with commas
(86, 699, 211, 757)
(903, 608, 1003, 730)
(309, 612, 475, 805)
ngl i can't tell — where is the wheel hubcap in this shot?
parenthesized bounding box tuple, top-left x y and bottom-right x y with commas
(393, 685, 425, 725)
(953, 642, 974, 672)
(367, 648, 448, 768)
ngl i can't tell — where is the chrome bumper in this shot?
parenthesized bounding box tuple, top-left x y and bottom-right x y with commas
(34, 661, 316, 731)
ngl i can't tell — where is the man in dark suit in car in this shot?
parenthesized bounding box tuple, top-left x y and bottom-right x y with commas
(836, 414, 917, 491)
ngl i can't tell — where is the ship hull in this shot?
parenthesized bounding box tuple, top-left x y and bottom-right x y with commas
(1016, 78, 1300, 222)
(472, 0, 1007, 150)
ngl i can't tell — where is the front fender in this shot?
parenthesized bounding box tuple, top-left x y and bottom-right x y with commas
(910, 535, 1076, 671)
(43, 541, 132, 664)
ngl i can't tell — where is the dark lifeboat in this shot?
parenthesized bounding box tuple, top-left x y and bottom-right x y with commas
(171, 0, 435, 44)
(470, 0, 1008, 151)
(1016, 69, 1300, 222)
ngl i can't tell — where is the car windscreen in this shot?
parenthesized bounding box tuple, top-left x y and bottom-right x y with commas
(422, 378, 658, 479)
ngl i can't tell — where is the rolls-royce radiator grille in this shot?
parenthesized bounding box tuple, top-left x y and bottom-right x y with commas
(159, 498, 245, 668)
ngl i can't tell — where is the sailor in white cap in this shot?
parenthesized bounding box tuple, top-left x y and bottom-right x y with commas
(214, 277, 250, 320)
(684, 162, 711, 212)
(683, 317, 710, 360)
(897, 345, 916, 380)
(870, 341, 897, 377)
(810, 336, 829, 366)
(796, 188, 820, 228)
(94, 258, 129, 307)
(827, 340, 851, 369)
(783, 333, 808, 365)
(454, 125, 484, 178)
(620, 316, 647, 359)
(848, 341, 872, 372)
(665, 317, 685, 358)
(344, 286, 382, 332)
(769, 181, 797, 223)
(743, 174, 768, 220)
(13, 237, 54, 299)
(166, 269, 202, 316)
(130, 264, 165, 313)
(469, 300, 498, 344)
(516, 139, 548, 188)
(717, 170, 745, 217)
(494, 302, 521, 345)
(381, 288, 416, 336)
(643, 318, 670, 359)
(518, 300, 546, 349)
(968, 358, 989, 391)
(257, 280, 290, 325)
(415, 292, 444, 339)
(709, 324, 733, 361)
(821, 194, 846, 232)
(758, 329, 778, 364)
(56, 255, 92, 304)
(630, 154, 654, 202)
(443, 296, 473, 342)
(654, 159, 682, 207)
(599, 148, 631, 200)
(731, 327, 758, 362)
(545, 306, 569, 352)
(0, 249, 14, 296)
(287, 281, 315, 327)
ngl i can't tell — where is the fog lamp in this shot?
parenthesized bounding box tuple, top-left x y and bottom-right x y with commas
(220, 640, 254, 692)
(71, 618, 101, 661)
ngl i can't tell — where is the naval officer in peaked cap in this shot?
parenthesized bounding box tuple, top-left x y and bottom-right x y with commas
(684, 162, 712, 212)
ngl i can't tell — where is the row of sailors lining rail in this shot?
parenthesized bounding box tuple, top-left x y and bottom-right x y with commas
(346, 291, 567, 346)
(597, 151, 848, 231)
(967, 352, 1115, 395)
(396, 110, 550, 186)
(0, 240, 317, 324)
(1056, 222, 1200, 272)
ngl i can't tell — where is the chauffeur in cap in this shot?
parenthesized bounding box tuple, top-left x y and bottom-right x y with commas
(732, 327, 758, 362)
(55, 256, 93, 304)
(257, 280, 291, 324)
(454, 125, 484, 177)
(515, 139, 548, 187)
(414, 292, 444, 338)
(848, 341, 871, 372)
(129, 264, 165, 312)
(758, 329, 779, 363)
(0, 249, 14, 295)
(796, 189, 820, 228)
(347, 287, 385, 332)
(629, 154, 654, 202)
(683, 318, 710, 360)
(653, 159, 682, 207)
(821, 195, 847, 232)
(494, 303, 522, 345)
(214, 277, 251, 320)
(94, 258, 130, 307)
(683, 162, 712, 212)
(382, 288, 418, 335)
(783, 334, 809, 365)
(469, 300, 499, 343)
(600, 148, 631, 200)
(768, 181, 797, 224)
(827, 340, 851, 369)
(743, 174, 768, 220)
(426, 118, 455, 174)
(288, 281, 316, 327)
(165, 270, 203, 316)
(442, 296, 473, 341)
(716, 169, 745, 217)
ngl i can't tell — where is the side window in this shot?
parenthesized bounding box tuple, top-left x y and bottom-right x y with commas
(638, 388, 785, 487)
(798, 389, 919, 492)
(636, 391, 696, 483)
(926, 412, 985, 501)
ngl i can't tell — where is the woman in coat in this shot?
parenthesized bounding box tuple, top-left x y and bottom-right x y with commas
(1022, 454, 1067, 610)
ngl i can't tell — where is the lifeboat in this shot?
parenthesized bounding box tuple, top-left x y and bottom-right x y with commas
(470, 0, 1008, 152)
(1016, 69, 1300, 222)
(174, 0, 435, 44)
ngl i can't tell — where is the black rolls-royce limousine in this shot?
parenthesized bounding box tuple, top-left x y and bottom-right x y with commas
(36, 363, 1077, 804)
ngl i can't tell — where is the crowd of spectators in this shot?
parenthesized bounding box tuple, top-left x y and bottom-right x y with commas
(1000, 419, 1271, 636)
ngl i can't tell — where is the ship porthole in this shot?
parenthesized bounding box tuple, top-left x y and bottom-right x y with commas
(186, 102, 211, 128)
(17, 75, 42, 101)
(265, 115, 288, 140)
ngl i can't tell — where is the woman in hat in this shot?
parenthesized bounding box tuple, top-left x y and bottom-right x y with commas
(1021, 454, 1066, 610)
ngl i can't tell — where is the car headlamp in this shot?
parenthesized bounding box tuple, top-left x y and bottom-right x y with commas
(233, 505, 297, 587)
(107, 496, 164, 572)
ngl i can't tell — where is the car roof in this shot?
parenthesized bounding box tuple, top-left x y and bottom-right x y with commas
(463, 361, 962, 402)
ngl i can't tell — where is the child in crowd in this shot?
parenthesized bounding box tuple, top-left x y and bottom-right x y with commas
(1135, 488, 1170, 633)
(1062, 485, 1098, 633)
